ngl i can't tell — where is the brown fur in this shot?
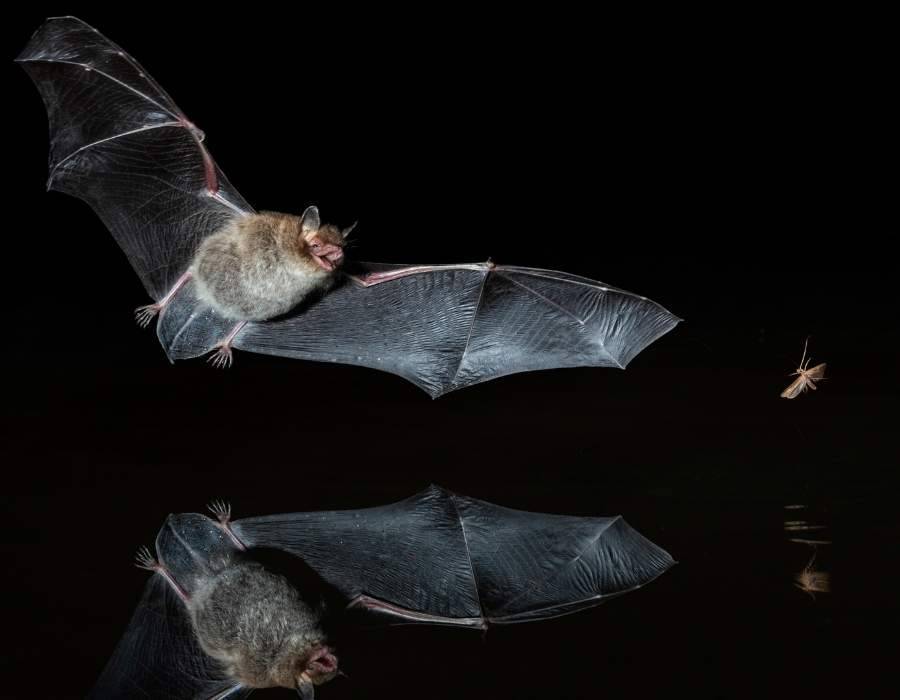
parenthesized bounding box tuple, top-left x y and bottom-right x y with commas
(191, 210, 345, 321)
(189, 560, 338, 690)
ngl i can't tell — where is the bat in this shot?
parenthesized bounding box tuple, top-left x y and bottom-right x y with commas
(780, 338, 827, 399)
(18, 16, 680, 397)
(90, 485, 675, 698)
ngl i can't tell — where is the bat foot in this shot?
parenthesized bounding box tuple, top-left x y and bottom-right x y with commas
(134, 546, 158, 570)
(134, 303, 161, 328)
(207, 345, 234, 369)
(207, 499, 232, 523)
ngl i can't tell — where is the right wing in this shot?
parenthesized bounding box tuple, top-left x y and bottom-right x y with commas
(89, 576, 247, 700)
(17, 16, 253, 301)
(90, 513, 246, 699)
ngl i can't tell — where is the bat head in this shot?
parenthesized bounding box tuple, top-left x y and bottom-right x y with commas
(299, 205, 347, 272)
(296, 645, 339, 696)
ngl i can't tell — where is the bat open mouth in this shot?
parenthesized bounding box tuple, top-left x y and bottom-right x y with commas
(313, 248, 344, 272)
(306, 646, 339, 680)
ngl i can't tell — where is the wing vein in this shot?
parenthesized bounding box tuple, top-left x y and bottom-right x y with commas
(17, 58, 180, 120)
(48, 122, 184, 183)
(448, 270, 489, 385)
(497, 271, 624, 368)
(447, 493, 486, 623)
(497, 517, 620, 613)
(487, 568, 667, 624)
(503, 267, 678, 317)
(497, 271, 586, 325)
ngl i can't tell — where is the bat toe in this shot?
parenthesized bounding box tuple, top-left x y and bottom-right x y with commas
(134, 304, 160, 328)
(207, 346, 234, 369)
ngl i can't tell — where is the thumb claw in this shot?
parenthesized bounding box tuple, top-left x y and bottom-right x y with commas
(296, 674, 315, 700)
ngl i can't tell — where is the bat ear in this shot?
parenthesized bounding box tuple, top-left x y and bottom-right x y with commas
(300, 206, 321, 235)
(341, 221, 358, 240)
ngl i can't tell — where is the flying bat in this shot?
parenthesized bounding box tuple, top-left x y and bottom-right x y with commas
(18, 17, 680, 397)
(90, 485, 674, 698)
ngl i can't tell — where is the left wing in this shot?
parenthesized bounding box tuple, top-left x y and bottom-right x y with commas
(232, 485, 675, 627)
(159, 262, 680, 397)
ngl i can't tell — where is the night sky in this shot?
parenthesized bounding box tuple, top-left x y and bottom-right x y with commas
(3, 9, 896, 699)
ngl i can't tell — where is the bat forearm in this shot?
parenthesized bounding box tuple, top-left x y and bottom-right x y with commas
(347, 262, 494, 288)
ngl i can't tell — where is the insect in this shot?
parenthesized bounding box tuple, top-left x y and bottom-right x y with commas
(90, 486, 674, 698)
(794, 552, 831, 599)
(17, 17, 680, 397)
(780, 338, 827, 399)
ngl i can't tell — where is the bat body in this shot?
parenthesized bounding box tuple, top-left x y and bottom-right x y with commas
(138, 207, 348, 325)
(92, 486, 674, 698)
(780, 338, 826, 399)
(18, 17, 680, 396)
(133, 505, 338, 697)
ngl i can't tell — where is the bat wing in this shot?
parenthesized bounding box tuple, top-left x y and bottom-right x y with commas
(19, 18, 677, 394)
(159, 262, 680, 397)
(231, 485, 675, 628)
(89, 576, 248, 700)
(17, 16, 253, 301)
(90, 513, 248, 699)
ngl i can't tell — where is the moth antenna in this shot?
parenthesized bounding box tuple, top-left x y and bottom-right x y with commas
(800, 336, 810, 369)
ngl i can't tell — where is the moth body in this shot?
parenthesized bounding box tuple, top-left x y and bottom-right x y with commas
(794, 554, 831, 598)
(780, 338, 827, 399)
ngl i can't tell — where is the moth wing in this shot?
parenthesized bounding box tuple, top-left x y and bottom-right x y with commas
(780, 375, 806, 399)
(806, 363, 827, 380)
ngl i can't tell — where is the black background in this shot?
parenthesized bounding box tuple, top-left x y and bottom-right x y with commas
(3, 8, 896, 699)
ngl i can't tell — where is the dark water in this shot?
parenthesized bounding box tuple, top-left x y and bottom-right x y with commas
(3, 9, 895, 699)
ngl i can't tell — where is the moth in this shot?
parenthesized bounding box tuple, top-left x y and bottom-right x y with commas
(794, 552, 831, 599)
(780, 338, 827, 399)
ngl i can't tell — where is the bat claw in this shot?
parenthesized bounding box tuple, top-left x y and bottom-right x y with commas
(134, 546, 158, 570)
(207, 345, 234, 369)
(208, 499, 232, 523)
(134, 304, 161, 328)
